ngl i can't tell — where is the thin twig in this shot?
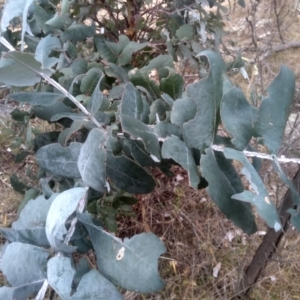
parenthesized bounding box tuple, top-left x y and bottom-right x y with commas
(0, 37, 103, 129)
(273, 0, 285, 44)
(211, 144, 300, 164)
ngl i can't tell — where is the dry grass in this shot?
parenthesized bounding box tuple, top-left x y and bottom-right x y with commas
(116, 166, 267, 300)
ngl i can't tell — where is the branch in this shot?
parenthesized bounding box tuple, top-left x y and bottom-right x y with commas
(234, 167, 300, 298)
(211, 145, 300, 164)
(241, 41, 300, 63)
(0, 37, 103, 129)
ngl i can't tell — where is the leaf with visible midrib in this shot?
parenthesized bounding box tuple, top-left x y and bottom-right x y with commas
(0, 52, 52, 87)
(77, 128, 107, 193)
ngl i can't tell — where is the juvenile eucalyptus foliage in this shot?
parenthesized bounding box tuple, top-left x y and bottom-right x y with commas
(0, 0, 298, 299)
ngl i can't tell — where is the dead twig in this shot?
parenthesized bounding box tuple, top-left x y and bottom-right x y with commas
(234, 168, 300, 299)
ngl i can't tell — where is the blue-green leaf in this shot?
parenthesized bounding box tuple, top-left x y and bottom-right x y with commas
(0, 193, 57, 247)
(254, 66, 295, 153)
(33, 101, 72, 121)
(140, 54, 174, 80)
(118, 41, 148, 66)
(129, 68, 160, 100)
(95, 34, 130, 63)
(154, 122, 182, 139)
(80, 68, 103, 96)
(161, 93, 174, 108)
(35, 35, 61, 69)
(120, 82, 143, 119)
(45, 187, 86, 253)
(183, 51, 225, 151)
(105, 63, 129, 83)
(78, 212, 166, 293)
(272, 157, 300, 205)
(171, 97, 196, 127)
(1, 0, 34, 51)
(36, 142, 82, 179)
(160, 67, 184, 99)
(224, 148, 281, 231)
(221, 86, 257, 150)
(86, 75, 104, 115)
(106, 151, 156, 194)
(200, 148, 257, 234)
(123, 139, 157, 167)
(0, 242, 48, 288)
(47, 256, 124, 300)
(162, 136, 200, 189)
(121, 114, 161, 162)
(0, 52, 52, 86)
(78, 128, 107, 193)
(61, 24, 96, 43)
(9, 92, 64, 106)
(176, 24, 194, 40)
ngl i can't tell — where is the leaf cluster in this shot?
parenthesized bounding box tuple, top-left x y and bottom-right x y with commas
(0, 0, 298, 299)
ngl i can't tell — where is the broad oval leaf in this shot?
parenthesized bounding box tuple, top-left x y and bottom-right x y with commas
(105, 62, 129, 83)
(176, 24, 194, 40)
(36, 142, 82, 178)
(106, 151, 156, 194)
(61, 24, 96, 43)
(48, 256, 124, 300)
(120, 82, 143, 119)
(9, 92, 64, 106)
(0, 52, 52, 86)
(162, 136, 200, 189)
(80, 68, 103, 96)
(0, 193, 58, 247)
(221, 87, 257, 150)
(78, 128, 107, 193)
(160, 68, 184, 100)
(123, 139, 157, 167)
(121, 114, 161, 162)
(94, 35, 119, 63)
(171, 97, 196, 127)
(224, 148, 282, 231)
(1, 0, 34, 51)
(86, 75, 104, 115)
(154, 122, 182, 139)
(78, 212, 166, 293)
(183, 51, 225, 151)
(35, 35, 61, 69)
(200, 148, 257, 234)
(118, 41, 148, 66)
(33, 101, 73, 122)
(45, 187, 86, 253)
(254, 65, 295, 154)
(140, 54, 174, 80)
(129, 68, 160, 100)
(0, 242, 48, 287)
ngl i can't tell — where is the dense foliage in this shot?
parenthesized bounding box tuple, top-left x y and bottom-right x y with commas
(0, 0, 298, 299)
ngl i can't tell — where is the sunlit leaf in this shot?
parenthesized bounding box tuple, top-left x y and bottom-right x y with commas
(45, 187, 86, 253)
